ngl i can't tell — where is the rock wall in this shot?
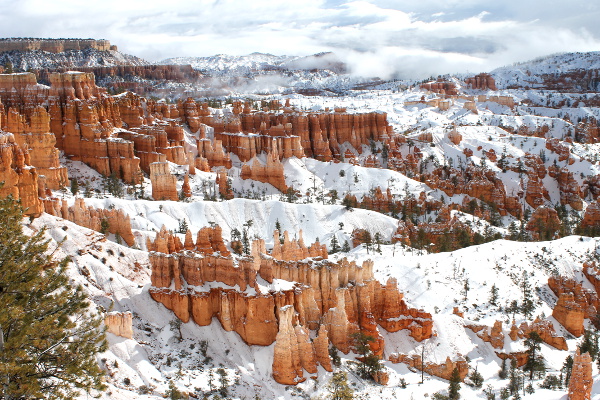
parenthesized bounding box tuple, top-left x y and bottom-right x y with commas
(104, 311, 133, 339)
(552, 293, 585, 337)
(3, 105, 68, 189)
(184, 101, 393, 162)
(44, 197, 135, 246)
(0, 131, 43, 215)
(568, 350, 593, 400)
(0, 38, 113, 53)
(465, 73, 497, 91)
(150, 162, 178, 201)
(388, 354, 469, 381)
(240, 147, 287, 192)
(148, 227, 432, 385)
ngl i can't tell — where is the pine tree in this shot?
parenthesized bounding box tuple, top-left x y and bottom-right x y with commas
(70, 178, 79, 195)
(448, 367, 461, 400)
(468, 366, 484, 388)
(342, 240, 351, 252)
(350, 332, 382, 380)
(520, 272, 535, 318)
(578, 329, 599, 360)
(0, 194, 107, 399)
(489, 284, 499, 306)
(524, 332, 545, 380)
(562, 355, 573, 387)
(330, 235, 340, 253)
(325, 371, 354, 399)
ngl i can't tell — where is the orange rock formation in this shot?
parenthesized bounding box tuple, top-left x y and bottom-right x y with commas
(568, 350, 593, 400)
(148, 227, 432, 385)
(389, 354, 469, 381)
(44, 197, 135, 246)
(150, 162, 178, 201)
(104, 311, 133, 339)
(240, 146, 287, 192)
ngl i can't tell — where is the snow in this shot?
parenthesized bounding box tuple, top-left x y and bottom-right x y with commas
(22, 50, 600, 399)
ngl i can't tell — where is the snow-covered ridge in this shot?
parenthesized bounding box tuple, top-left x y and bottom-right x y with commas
(0, 48, 149, 71)
(492, 51, 600, 89)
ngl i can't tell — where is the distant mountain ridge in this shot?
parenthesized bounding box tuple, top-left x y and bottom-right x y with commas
(491, 51, 600, 90)
(0, 48, 148, 72)
(159, 52, 346, 76)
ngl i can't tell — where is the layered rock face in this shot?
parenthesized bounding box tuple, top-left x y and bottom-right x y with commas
(0, 38, 113, 53)
(148, 227, 432, 385)
(44, 197, 135, 246)
(0, 131, 43, 215)
(525, 206, 561, 240)
(568, 350, 593, 400)
(183, 99, 392, 162)
(0, 72, 144, 184)
(240, 147, 287, 192)
(388, 354, 469, 381)
(465, 73, 497, 90)
(4, 105, 68, 189)
(150, 162, 178, 201)
(104, 311, 133, 339)
(420, 80, 458, 96)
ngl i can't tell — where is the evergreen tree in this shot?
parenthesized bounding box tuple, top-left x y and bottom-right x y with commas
(330, 235, 340, 254)
(70, 178, 79, 195)
(0, 194, 107, 399)
(468, 367, 484, 388)
(562, 355, 573, 387)
(498, 358, 508, 379)
(177, 219, 189, 234)
(578, 329, 599, 361)
(325, 371, 354, 400)
(508, 359, 522, 395)
(524, 332, 545, 380)
(448, 367, 461, 400)
(489, 284, 499, 306)
(520, 272, 535, 318)
(342, 240, 351, 253)
(100, 218, 110, 234)
(350, 332, 382, 380)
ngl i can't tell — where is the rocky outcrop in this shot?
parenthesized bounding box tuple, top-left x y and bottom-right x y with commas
(240, 147, 287, 192)
(525, 206, 561, 241)
(549, 166, 583, 210)
(552, 293, 585, 337)
(548, 275, 600, 325)
(568, 350, 593, 400)
(465, 73, 497, 91)
(271, 230, 327, 261)
(6, 106, 68, 189)
(150, 162, 178, 201)
(216, 169, 234, 200)
(44, 197, 135, 246)
(420, 80, 458, 96)
(465, 320, 505, 349)
(272, 306, 307, 385)
(580, 201, 600, 232)
(515, 318, 568, 351)
(389, 354, 469, 381)
(104, 311, 133, 339)
(0, 131, 44, 216)
(208, 108, 391, 162)
(148, 227, 432, 384)
(0, 38, 114, 53)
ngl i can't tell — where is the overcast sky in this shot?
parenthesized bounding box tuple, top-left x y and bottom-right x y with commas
(2, 0, 600, 78)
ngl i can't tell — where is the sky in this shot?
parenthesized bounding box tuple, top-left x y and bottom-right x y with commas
(1, 0, 600, 79)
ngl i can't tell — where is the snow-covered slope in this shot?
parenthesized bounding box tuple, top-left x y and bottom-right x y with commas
(0, 48, 148, 71)
(492, 52, 600, 90)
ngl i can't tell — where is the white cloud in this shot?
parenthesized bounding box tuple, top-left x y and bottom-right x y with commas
(1, 0, 599, 78)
